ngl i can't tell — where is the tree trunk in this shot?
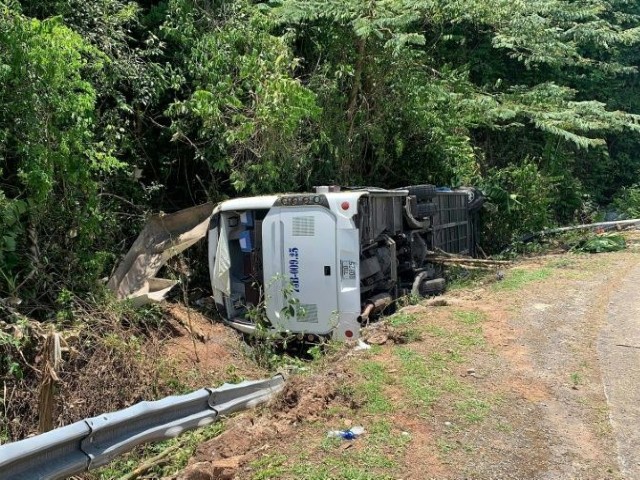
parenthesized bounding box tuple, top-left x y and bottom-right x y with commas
(343, 37, 367, 180)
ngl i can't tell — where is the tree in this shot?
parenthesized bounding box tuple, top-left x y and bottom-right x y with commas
(275, 0, 640, 240)
(163, 0, 320, 194)
(0, 5, 121, 304)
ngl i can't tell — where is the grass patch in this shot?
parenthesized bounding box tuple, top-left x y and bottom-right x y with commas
(251, 419, 407, 480)
(423, 319, 485, 351)
(290, 463, 395, 480)
(455, 398, 491, 423)
(395, 334, 494, 429)
(453, 328, 486, 348)
(446, 267, 493, 290)
(355, 361, 394, 414)
(94, 422, 224, 479)
(453, 310, 486, 325)
(570, 371, 582, 386)
(496, 421, 513, 433)
(436, 438, 457, 454)
(548, 257, 577, 269)
(396, 348, 467, 409)
(250, 454, 288, 480)
(388, 313, 417, 327)
(492, 267, 552, 291)
(251, 291, 499, 479)
(424, 324, 449, 337)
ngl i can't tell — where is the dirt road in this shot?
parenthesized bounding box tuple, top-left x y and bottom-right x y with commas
(493, 251, 640, 479)
(172, 242, 640, 480)
(599, 259, 640, 478)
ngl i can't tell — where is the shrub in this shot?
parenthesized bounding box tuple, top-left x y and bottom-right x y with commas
(480, 160, 555, 250)
(612, 184, 640, 219)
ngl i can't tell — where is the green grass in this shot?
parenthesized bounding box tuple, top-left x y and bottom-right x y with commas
(355, 361, 394, 414)
(250, 419, 407, 480)
(94, 422, 224, 479)
(423, 319, 485, 351)
(388, 313, 418, 327)
(492, 267, 552, 291)
(424, 323, 449, 337)
(249, 291, 500, 479)
(436, 438, 457, 454)
(396, 347, 466, 409)
(392, 308, 490, 413)
(290, 463, 395, 480)
(570, 371, 583, 386)
(455, 398, 491, 423)
(548, 258, 577, 269)
(385, 313, 423, 343)
(452, 310, 486, 325)
(446, 267, 493, 291)
(496, 421, 513, 433)
(395, 332, 494, 429)
(453, 328, 486, 348)
(425, 316, 485, 351)
(250, 454, 289, 480)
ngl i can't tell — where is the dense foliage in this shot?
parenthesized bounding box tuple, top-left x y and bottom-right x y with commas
(1, 0, 640, 309)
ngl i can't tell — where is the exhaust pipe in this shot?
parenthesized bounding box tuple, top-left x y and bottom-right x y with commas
(359, 292, 393, 323)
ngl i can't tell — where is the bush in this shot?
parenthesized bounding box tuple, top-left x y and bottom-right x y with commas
(479, 160, 555, 250)
(612, 184, 640, 219)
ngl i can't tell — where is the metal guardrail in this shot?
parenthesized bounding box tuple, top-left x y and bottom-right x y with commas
(0, 375, 285, 480)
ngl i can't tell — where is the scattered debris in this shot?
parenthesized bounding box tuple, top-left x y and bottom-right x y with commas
(177, 461, 214, 480)
(211, 455, 244, 479)
(421, 297, 463, 307)
(571, 233, 626, 253)
(366, 332, 389, 345)
(165, 304, 208, 342)
(354, 339, 371, 351)
(425, 298, 449, 307)
(2, 296, 22, 307)
(426, 254, 511, 270)
(400, 304, 429, 314)
(271, 372, 346, 423)
(360, 321, 422, 346)
(176, 368, 355, 478)
(327, 426, 365, 440)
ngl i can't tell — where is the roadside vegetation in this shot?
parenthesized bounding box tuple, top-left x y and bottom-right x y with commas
(234, 293, 517, 478)
(4, 235, 636, 478)
(234, 244, 639, 479)
(1, 0, 640, 471)
(2, 0, 640, 309)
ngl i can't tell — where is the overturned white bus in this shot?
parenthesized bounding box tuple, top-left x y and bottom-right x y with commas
(207, 185, 483, 340)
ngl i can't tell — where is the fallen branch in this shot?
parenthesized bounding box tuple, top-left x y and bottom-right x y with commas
(429, 249, 511, 264)
(117, 442, 183, 480)
(426, 256, 510, 266)
(521, 218, 640, 242)
(436, 263, 497, 270)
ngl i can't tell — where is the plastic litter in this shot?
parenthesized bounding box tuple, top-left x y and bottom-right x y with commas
(354, 339, 371, 351)
(327, 426, 365, 440)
